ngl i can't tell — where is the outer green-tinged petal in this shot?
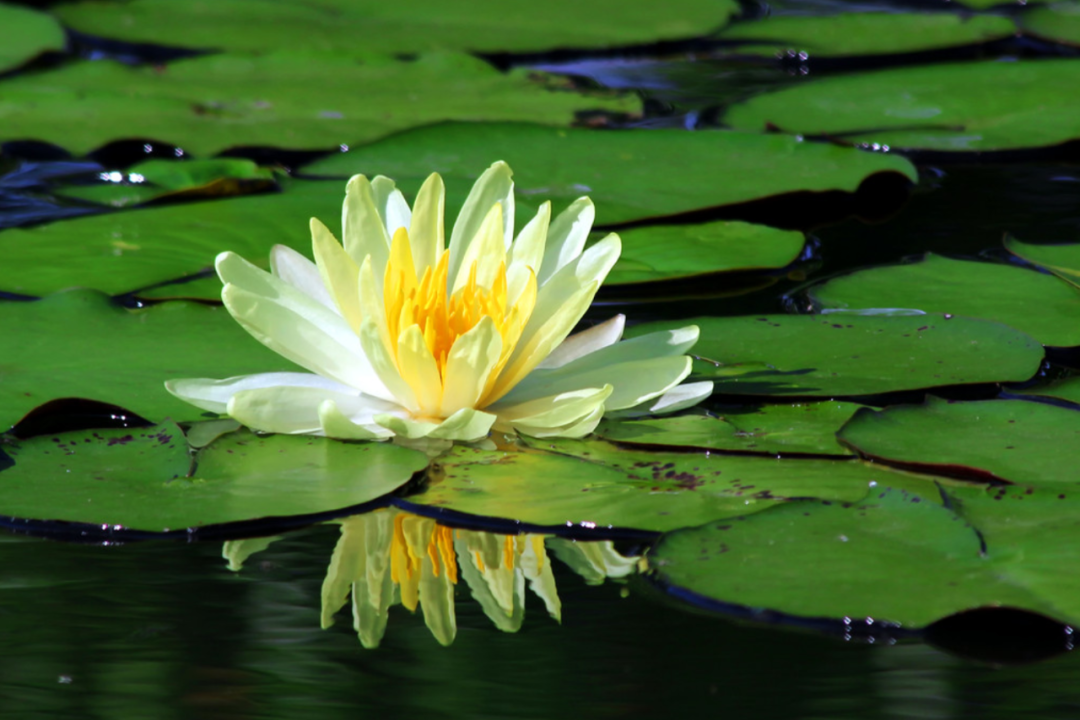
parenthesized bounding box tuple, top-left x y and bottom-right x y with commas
(537, 314, 625, 370)
(396, 325, 443, 417)
(227, 385, 345, 434)
(221, 282, 390, 398)
(318, 399, 395, 440)
(509, 356, 691, 411)
(408, 173, 445, 275)
(342, 174, 391, 272)
(616, 380, 715, 417)
(448, 161, 514, 286)
(269, 244, 335, 310)
(311, 218, 363, 332)
(538, 197, 595, 286)
(441, 316, 502, 417)
(359, 319, 420, 413)
(547, 539, 640, 584)
(166, 371, 355, 413)
(322, 516, 367, 629)
(427, 407, 497, 441)
(223, 535, 282, 572)
(371, 175, 411, 238)
(352, 511, 396, 649)
(520, 537, 561, 622)
(492, 385, 612, 436)
(451, 203, 506, 293)
(374, 413, 440, 439)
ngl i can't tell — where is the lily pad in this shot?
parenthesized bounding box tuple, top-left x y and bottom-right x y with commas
(724, 59, 1080, 151)
(53, 0, 738, 55)
(307, 122, 918, 225)
(402, 438, 940, 533)
(837, 397, 1080, 485)
(596, 402, 862, 456)
(601, 221, 805, 285)
(0, 423, 426, 532)
(1023, 2, 1080, 47)
(649, 488, 1065, 628)
(1016, 376, 1080, 406)
(0, 289, 299, 430)
(627, 313, 1044, 396)
(56, 158, 280, 208)
(0, 52, 637, 157)
(1004, 236, 1080, 288)
(0, 3, 65, 74)
(806, 253, 1080, 347)
(717, 13, 1015, 58)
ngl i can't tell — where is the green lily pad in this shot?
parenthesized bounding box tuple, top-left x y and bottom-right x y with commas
(0, 52, 636, 157)
(597, 402, 862, 456)
(53, 0, 737, 55)
(649, 488, 1065, 628)
(1023, 2, 1080, 47)
(717, 13, 1015, 58)
(0, 3, 65, 74)
(1005, 236, 1080, 288)
(627, 313, 1044, 397)
(837, 397, 1080, 485)
(601, 221, 804, 285)
(806, 253, 1080, 347)
(0, 179, 343, 297)
(404, 438, 941, 533)
(0, 289, 299, 430)
(56, 158, 280, 208)
(0, 423, 426, 532)
(307, 122, 918, 225)
(724, 59, 1080, 152)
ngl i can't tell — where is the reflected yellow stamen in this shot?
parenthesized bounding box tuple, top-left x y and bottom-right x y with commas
(383, 226, 537, 406)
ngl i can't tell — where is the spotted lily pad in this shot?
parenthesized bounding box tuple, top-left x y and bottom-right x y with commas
(0, 423, 426, 531)
(806, 254, 1080, 347)
(837, 397, 1080, 485)
(0, 52, 636, 157)
(627, 313, 1044, 396)
(724, 59, 1080, 152)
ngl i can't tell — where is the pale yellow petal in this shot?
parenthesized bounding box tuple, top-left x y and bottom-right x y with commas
(408, 172, 445, 275)
(506, 201, 551, 302)
(321, 518, 366, 629)
(342, 174, 391, 273)
(537, 314, 625, 369)
(448, 161, 513, 286)
(396, 324, 443, 417)
(310, 217, 362, 333)
(492, 385, 612, 437)
(269, 244, 335, 310)
(371, 176, 411, 237)
(507, 356, 692, 411)
(427, 407, 497, 442)
(451, 202, 505, 294)
(538, 197, 595, 287)
(440, 316, 503, 417)
(359, 319, 419, 413)
(318, 399, 394, 440)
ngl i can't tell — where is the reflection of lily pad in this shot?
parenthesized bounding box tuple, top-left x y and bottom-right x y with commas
(56, 158, 279, 208)
(0, 52, 636, 156)
(627, 313, 1044, 397)
(403, 438, 938, 532)
(717, 13, 1014, 58)
(724, 59, 1080, 151)
(0, 3, 65, 74)
(0, 423, 425, 532)
(601, 221, 804, 285)
(308, 122, 918, 225)
(597, 401, 862, 456)
(54, 0, 737, 55)
(0, 289, 298, 430)
(838, 397, 1080, 485)
(807, 254, 1080, 347)
(650, 488, 1068, 628)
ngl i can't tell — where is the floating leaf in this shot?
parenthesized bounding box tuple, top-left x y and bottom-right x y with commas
(627, 313, 1044, 396)
(596, 402, 862, 456)
(402, 438, 938, 532)
(0, 423, 426, 531)
(1023, 2, 1080, 47)
(56, 158, 279, 208)
(0, 3, 65, 74)
(724, 59, 1080, 151)
(837, 397, 1080, 485)
(717, 13, 1015, 58)
(306, 122, 918, 226)
(601, 221, 804, 285)
(649, 488, 1065, 629)
(1005, 236, 1080, 288)
(806, 253, 1080, 347)
(53, 0, 738, 55)
(0, 289, 298, 430)
(0, 52, 636, 157)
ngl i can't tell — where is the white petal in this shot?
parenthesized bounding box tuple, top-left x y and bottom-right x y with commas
(536, 314, 625, 370)
(166, 372, 354, 413)
(269, 244, 336, 311)
(537, 197, 594, 287)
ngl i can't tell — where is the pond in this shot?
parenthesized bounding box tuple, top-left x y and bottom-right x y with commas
(2, 0, 1080, 716)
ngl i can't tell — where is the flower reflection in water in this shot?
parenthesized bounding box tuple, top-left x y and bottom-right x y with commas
(223, 508, 640, 648)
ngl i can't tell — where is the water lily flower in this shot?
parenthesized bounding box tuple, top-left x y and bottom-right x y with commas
(167, 161, 712, 443)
